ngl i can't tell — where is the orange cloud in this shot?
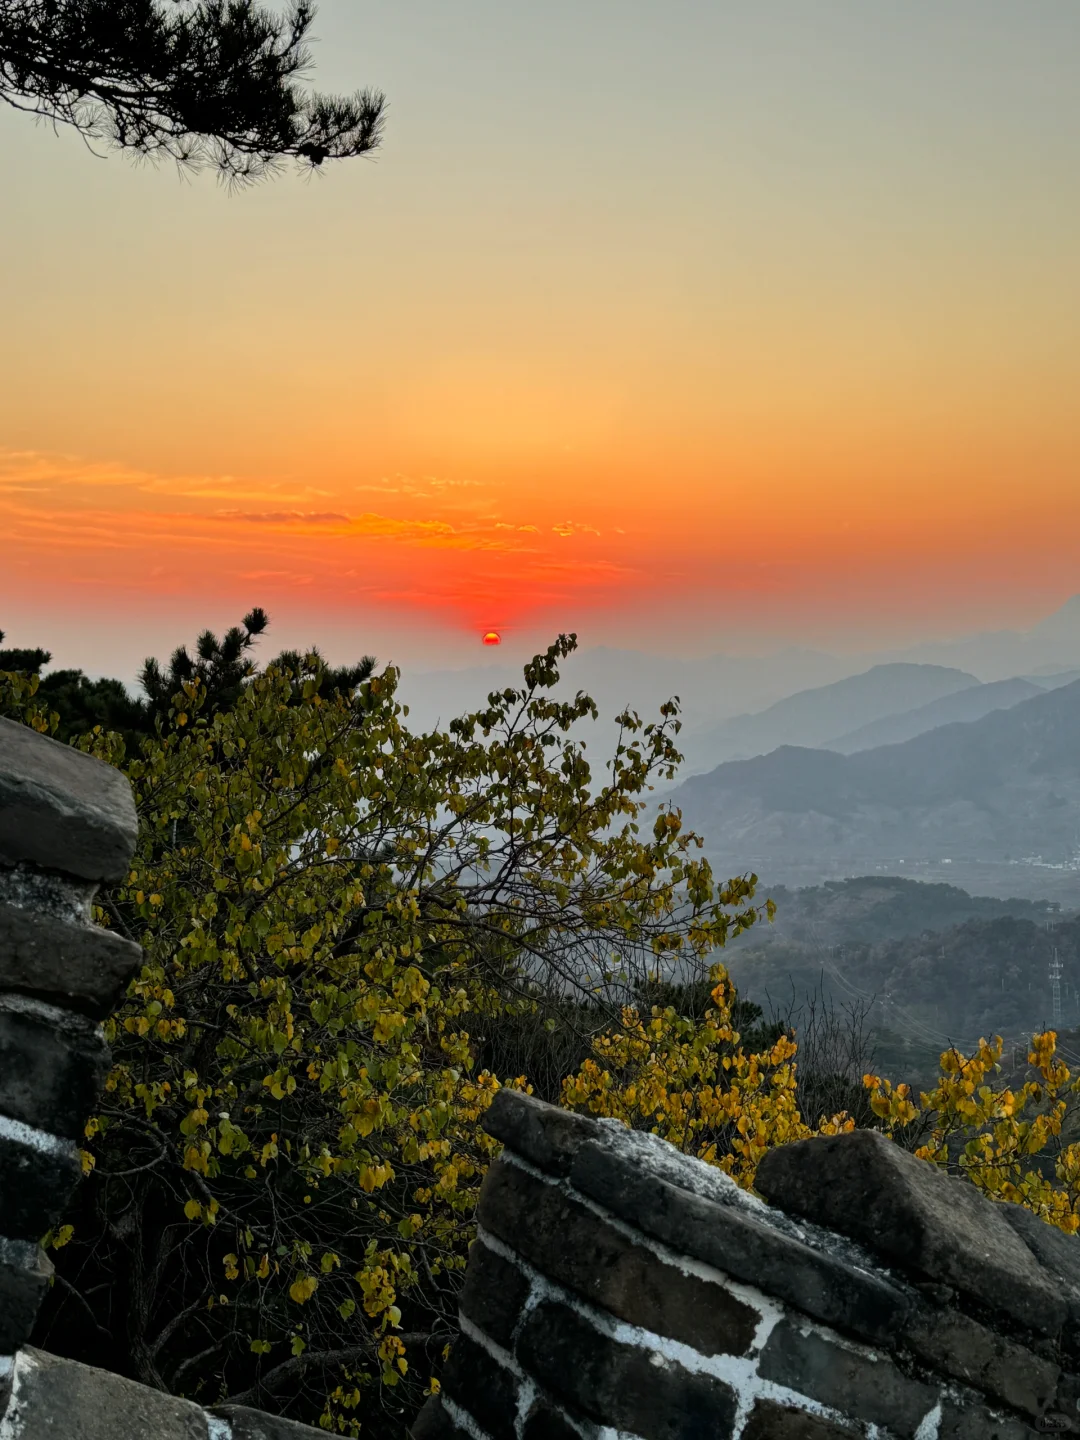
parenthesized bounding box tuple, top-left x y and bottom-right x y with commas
(552, 521, 601, 537)
(215, 510, 350, 524)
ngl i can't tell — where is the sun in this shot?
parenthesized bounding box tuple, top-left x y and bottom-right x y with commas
(482, 631, 501, 646)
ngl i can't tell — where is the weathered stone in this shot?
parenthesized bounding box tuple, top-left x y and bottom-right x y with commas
(758, 1320, 940, 1438)
(914, 1280, 957, 1307)
(740, 1400, 861, 1439)
(0, 1118, 82, 1240)
(441, 1331, 519, 1440)
(3, 1346, 208, 1439)
(1002, 1202, 1080, 1325)
(410, 1394, 473, 1440)
(593, 1118, 769, 1213)
(1055, 1371, 1080, 1424)
(0, 997, 109, 1138)
(755, 1130, 1066, 1336)
(521, 1396, 592, 1440)
(905, 1306, 1058, 1417)
(937, 1399, 1043, 1438)
(0, 901, 141, 1019)
(482, 1090, 599, 1177)
(0, 1237, 53, 1352)
(569, 1139, 912, 1346)
(211, 1404, 325, 1437)
(0, 862, 94, 925)
(516, 1299, 739, 1440)
(459, 1237, 533, 1348)
(478, 1157, 759, 1356)
(0, 716, 139, 883)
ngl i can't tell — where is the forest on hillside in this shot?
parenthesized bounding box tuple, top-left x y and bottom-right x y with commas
(753, 875, 1059, 945)
(726, 908, 1080, 1084)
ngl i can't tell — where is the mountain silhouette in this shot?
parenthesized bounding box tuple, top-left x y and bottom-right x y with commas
(681, 663, 978, 770)
(671, 678, 1080, 880)
(823, 676, 1044, 753)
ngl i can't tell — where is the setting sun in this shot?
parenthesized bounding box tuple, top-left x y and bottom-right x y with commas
(482, 631, 501, 646)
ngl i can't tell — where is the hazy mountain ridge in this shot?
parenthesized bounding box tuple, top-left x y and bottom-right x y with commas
(669, 678, 1080, 886)
(823, 676, 1045, 753)
(680, 663, 979, 771)
(873, 593, 1080, 680)
(396, 593, 1080, 767)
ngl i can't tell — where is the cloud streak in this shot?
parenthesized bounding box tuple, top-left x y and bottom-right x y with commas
(215, 510, 350, 525)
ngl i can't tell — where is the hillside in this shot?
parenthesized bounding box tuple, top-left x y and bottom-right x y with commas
(752, 875, 1057, 946)
(875, 593, 1080, 681)
(670, 678, 1080, 889)
(727, 910, 1079, 1048)
(824, 676, 1043, 753)
(680, 662, 979, 771)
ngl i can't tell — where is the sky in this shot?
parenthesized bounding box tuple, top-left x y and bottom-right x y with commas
(2, 0, 1080, 679)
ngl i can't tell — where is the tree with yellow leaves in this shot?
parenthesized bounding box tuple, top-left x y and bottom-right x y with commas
(8, 636, 765, 1433)
(864, 1031, 1080, 1233)
(562, 964, 854, 1188)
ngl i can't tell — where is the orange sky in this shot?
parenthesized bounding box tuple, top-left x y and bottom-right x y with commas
(2, 2, 1080, 675)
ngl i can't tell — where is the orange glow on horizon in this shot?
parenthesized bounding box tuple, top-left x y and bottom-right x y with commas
(3, 3, 1080, 662)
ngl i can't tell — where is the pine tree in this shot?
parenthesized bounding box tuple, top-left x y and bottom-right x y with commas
(2, 609, 377, 745)
(0, 1, 385, 182)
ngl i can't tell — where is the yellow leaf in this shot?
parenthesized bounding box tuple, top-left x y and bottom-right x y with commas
(289, 1274, 318, 1304)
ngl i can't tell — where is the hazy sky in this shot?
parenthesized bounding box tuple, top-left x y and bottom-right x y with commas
(3, 1, 1079, 677)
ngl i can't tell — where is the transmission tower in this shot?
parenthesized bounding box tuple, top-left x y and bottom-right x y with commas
(1050, 947, 1063, 1029)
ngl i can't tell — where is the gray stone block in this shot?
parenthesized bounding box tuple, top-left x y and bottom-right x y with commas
(0, 1118, 82, 1240)
(459, 1237, 533, 1349)
(0, 863, 94, 925)
(210, 1404, 326, 1437)
(0, 716, 138, 883)
(758, 1320, 940, 1438)
(482, 1089, 600, 1177)
(515, 1299, 739, 1440)
(937, 1399, 1043, 1438)
(1002, 1203, 1080, 1326)
(441, 1331, 519, 1440)
(740, 1400, 861, 1439)
(3, 1346, 209, 1438)
(1055, 1370, 1080, 1424)
(755, 1130, 1066, 1336)
(410, 1394, 473, 1440)
(478, 1157, 760, 1357)
(0, 1238, 53, 1352)
(0, 902, 141, 1019)
(521, 1396, 590, 1440)
(0, 998, 109, 1138)
(904, 1306, 1059, 1417)
(570, 1138, 912, 1346)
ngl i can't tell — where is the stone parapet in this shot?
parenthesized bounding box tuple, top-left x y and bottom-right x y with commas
(0, 718, 324, 1438)
(415, 1089, 1080, 1440)
(0, 721, 138, 1353)
(0, 1347, 325, 1438)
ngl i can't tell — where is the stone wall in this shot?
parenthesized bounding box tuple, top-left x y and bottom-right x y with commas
(414, 1088, 1080, 1440)
(0, 716, 321, 1439)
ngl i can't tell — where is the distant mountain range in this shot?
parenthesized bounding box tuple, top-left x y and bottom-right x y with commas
(668, 678, 1080, 887)
(399, 593, 1080, 774)
(395, 644, 857, 741)
(878, 594, 1080, 681)
(823, 676, 1045, 753)
(680, 663, 980, 770)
